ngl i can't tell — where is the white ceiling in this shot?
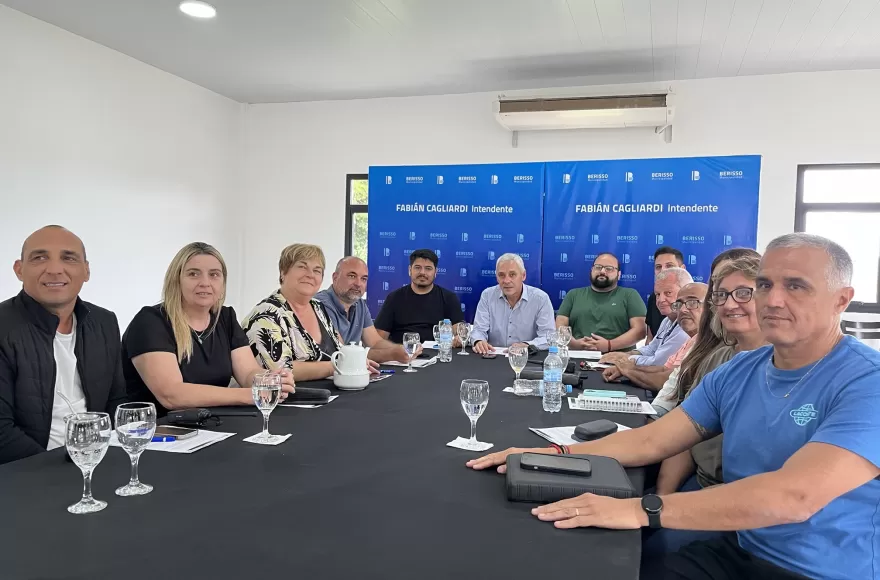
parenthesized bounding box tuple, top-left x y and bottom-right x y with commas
(6, 0, 880, 103)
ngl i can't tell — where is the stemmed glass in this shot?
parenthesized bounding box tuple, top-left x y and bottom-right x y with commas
(508, 344, 528, 381)
(557, 345, 571, 373)
(114, 402, 157, 496)
(557, 325, 573, 347)
(456, 322, 472, 355)
(252, 372, 283, 443)
(545, 329, 560, 348)
(403, 332, 421, 373)
(459, 379, 490, 451)
(65, 412, 112, 514)
(432, 324, 440, 346)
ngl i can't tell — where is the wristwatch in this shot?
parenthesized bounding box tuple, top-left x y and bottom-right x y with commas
(641, 494, 663, 529)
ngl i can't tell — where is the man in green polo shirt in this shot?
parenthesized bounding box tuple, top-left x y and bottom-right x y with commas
(556, 253, 647, 352)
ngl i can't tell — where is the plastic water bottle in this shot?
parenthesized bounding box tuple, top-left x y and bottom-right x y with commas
(439, 319, 453, 363)
(542, 346, 564, 413)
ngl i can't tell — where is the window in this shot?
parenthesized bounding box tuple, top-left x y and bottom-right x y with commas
(345, 174, 368, 262)
(795, 165, 880, 303)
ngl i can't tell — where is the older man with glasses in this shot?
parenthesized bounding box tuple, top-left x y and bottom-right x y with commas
(604, 282, 708, 393)
(556, 253, 648, 352)
(601, 268, 694, 390)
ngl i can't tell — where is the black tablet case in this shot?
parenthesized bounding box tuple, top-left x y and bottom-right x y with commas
(506, 453, 636, 503)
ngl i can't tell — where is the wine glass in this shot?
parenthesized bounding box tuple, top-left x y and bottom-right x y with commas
(455, 322, 472, 355)
(403, 332, 421, 373)
(557, 345, 570, 373)
(557, 325, 573, 347)
(252, 372, 283, 443)
(114, 402, 157, 496)
(432, 324, 440, 346)
(508, 344, 528, 381)
(545, 329, 560, 348)
(459, 379, 490, 451)
(65, 412, 112, 514)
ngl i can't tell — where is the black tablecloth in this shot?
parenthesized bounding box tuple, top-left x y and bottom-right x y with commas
(0, 354, 646, 580)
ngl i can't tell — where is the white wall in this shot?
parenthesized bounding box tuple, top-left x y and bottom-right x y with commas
(0, 6, 243, 329)
(241, 69, 880, 310)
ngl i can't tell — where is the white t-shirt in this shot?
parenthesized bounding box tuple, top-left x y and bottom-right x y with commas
(48, 314, 87, 450)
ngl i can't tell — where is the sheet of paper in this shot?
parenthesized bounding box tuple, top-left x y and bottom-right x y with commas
(110, 430, 235, 454)
(382, 356, 438, 368)
(422, 341, 439, 349)
(529, 424, 632, 446)
(243, 433, 292, 445)
(568, 351, 603, 361)
(279, 395, 339, 409)
(446, 436, 493, 452)
(489, 347, 509, 356)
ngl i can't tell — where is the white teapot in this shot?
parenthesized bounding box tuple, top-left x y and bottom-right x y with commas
(330, 343, 370, 390)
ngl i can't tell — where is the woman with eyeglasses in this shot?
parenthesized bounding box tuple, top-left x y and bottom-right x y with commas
(643, 249, 766, 560)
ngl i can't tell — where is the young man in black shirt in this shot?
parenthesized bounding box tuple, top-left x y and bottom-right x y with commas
(646, 246, 686, 343)
(375, 249, 464, 343)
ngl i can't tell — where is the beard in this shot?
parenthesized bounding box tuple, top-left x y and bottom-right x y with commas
(413, 276, 433, 288)
(591, 275, 616, 289)
(339, 288, 363, 303)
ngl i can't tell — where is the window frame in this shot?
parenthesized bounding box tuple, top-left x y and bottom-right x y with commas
(795, 163, 880, 303)
(345, 173, 369, 258)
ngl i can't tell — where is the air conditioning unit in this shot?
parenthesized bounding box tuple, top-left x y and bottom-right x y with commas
(495, 93, 674, 132)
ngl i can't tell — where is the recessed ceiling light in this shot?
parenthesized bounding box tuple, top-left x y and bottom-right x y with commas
(179, 1, 216, 19)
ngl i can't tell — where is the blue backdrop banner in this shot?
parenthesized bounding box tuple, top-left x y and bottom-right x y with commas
(541, 155, 761, 308)
(367, 163, 545, 322)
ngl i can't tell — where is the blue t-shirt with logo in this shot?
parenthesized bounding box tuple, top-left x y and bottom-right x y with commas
(681, 336, 880, 580)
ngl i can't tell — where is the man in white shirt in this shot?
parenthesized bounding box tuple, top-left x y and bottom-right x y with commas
(0, 226, 127, 464)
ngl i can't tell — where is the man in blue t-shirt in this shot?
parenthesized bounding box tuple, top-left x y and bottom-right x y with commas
(468, 233, 880, 580)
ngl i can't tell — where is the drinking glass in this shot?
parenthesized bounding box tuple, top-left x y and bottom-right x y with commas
(545, 329, 560, 348)
(432, 324, 440, 344)
(252, 372, 283, 443)
(403, 332, 421, 373)
(557, 345, 570, 373)
(455, 322, 472, 355)
(459, 379, 490, 451)
(114, 402, 157, 496)
(507, 344, 528, 380)
(557, 325, 573, 347)
(65, 412, 112, 514)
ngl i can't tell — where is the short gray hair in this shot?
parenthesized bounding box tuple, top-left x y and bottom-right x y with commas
(765, 233, 853, 290)
(495, 253, 525, 273)
(655, 267, 693, 287)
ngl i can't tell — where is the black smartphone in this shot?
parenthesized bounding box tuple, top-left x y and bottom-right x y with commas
(520, 453, 592, 477)
(154, 425, 199, 440)
(481, 353, 497, 359)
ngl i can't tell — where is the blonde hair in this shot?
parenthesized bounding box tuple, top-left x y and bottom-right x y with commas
(278, 244, 325, 284)
(162, 242, 228, 363)
(709, 255, 761, 340)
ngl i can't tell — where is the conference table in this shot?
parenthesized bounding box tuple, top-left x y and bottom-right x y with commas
(0, 352, 651, 580)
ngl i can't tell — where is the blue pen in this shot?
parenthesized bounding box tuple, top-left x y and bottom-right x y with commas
(380, 370, 395, 374)
(151, 436, 177, 442)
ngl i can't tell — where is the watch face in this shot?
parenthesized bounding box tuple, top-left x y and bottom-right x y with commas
(642, 494, 663, 513)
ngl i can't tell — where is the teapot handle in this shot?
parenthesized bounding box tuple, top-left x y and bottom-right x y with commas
(330, 350, 343, 374)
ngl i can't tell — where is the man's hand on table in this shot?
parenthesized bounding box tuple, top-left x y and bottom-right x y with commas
(466, 447, 553, 474)
(532, 494, 646, 530)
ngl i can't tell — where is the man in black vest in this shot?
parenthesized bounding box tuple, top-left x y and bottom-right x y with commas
(0, 225, 126, 465)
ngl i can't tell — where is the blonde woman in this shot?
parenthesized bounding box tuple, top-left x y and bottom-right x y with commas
(123, 242, 294, 415)
(243, 244, 379, 382)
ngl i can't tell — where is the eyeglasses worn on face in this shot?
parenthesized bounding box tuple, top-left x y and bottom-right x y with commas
(671, 299, 704, 311)
(592, 265, 619, 273)
(711, 287, 755, 306)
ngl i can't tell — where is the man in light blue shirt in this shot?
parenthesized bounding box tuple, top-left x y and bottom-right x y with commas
(468, 233, 880, 580)
(471, 253, 555, 353)
(602, 268, 691, 390)
(315, 256, 409, 364)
